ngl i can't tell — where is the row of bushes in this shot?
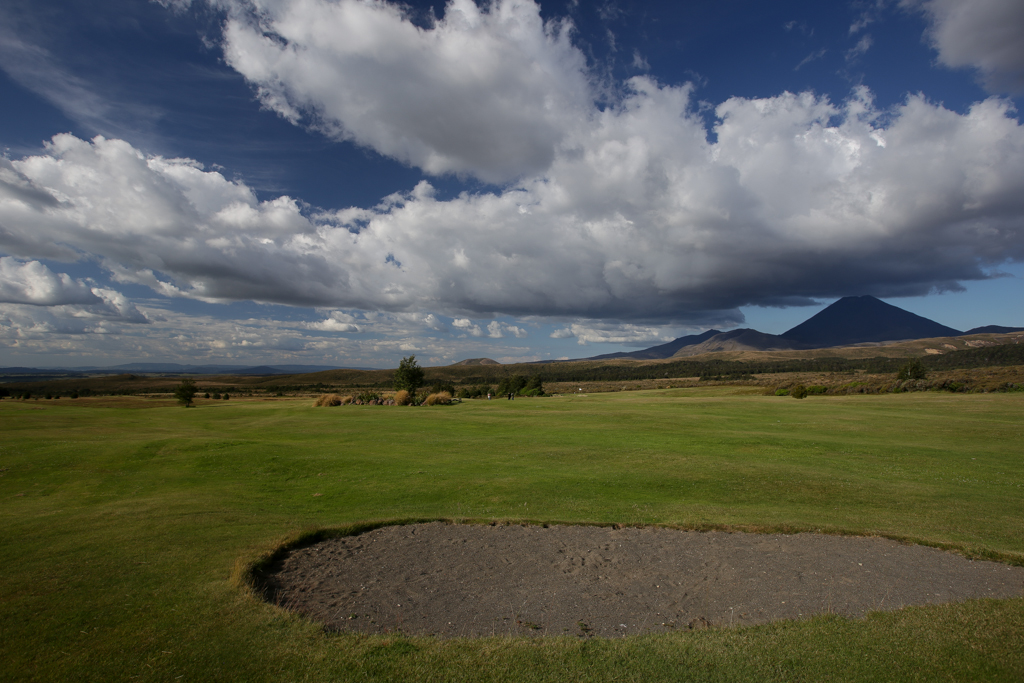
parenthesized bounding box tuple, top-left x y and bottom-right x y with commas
(772, 378, 1024, 398)
(3, 392, 76, 400)
(313, 390, 455, 407)
(2, 388, 90, 399)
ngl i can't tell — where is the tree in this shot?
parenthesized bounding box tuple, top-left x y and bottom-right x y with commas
(174, 378, 198, 407)
(394, 356, 425, 397)
(897, 358, 928, 381)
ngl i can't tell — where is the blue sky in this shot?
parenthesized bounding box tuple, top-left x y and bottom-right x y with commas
(1, 0, 1023, 369)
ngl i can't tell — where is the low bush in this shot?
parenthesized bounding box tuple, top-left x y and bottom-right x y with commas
(424, 391, 452, 406)
(393, 390, 412, 406)
(790, 384, 808, 399)
(431, 382, 456, 396)
(774, 387, 789, 396)
(313, 393, 344, 407)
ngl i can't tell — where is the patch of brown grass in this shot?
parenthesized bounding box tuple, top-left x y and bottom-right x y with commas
(313, 393, 344, 407)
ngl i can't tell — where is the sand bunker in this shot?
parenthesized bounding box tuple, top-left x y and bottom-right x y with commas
(256, 522, 1024, 638)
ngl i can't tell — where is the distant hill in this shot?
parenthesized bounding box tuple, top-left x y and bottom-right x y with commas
(586, 330, 722, 360)
(0, 363, 367, 378)
(0, 367, 87, 376)
(670, 329, 800, 357)
(73, 362, 349, 374)
(452, 358, 500, 366)
(962, 325, 1024, 335)
(0, 367, 89, 382)
(780, 296, 962, 348)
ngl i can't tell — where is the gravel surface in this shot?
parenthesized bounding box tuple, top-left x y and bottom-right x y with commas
(256, 522, 1024, 638)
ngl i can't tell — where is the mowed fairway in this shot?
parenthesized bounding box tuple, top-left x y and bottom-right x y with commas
(2, 389, 1023, 682)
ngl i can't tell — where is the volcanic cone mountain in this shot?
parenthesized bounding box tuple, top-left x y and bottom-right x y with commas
(780, 295, 962, 348)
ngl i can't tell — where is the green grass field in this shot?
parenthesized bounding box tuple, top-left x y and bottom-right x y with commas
(2, 389, 1023, 682)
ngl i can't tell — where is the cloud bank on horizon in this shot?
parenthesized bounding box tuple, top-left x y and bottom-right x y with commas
(1, 0, 1023, 364)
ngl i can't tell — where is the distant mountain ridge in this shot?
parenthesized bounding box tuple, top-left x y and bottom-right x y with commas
(582, 296, 1019, 361)
(962, 325, 1024, 335)
(587, 330, 722, 360)
(670, 329, 800, 357)
(0, 363, 375, 378)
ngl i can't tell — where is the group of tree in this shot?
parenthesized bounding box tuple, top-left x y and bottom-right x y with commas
(390, 357, 544, 399)
(495, 374, 544, 396)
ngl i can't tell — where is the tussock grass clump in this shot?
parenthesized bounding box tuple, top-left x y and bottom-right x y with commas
(313, 393, 344, 407)
(423, 391, 452, 406)
(393, 390, 411, 406)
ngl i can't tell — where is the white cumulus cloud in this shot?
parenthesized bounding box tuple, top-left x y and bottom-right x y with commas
(217, 0, 592, 183)
(550, 322, 679, 346)
(909, 0, 1024, 93)
(0, 257, 100, 306)
(452, 318, 484, 336)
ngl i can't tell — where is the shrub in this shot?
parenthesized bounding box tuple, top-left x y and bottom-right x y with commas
(424, 391, 452, 406)
(212, 392, 221, 400)
(393, 390, 412, 406)
(806, 385, 828, 395)
(774, 387, 789, 396)
(357, 390, 381, 404)
(790, 384, 808, 399)
(313, 393, 344, 407)
(222, 393, 230, 400)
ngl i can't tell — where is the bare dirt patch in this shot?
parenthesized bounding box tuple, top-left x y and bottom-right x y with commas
(257, 522, 1024, 638)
